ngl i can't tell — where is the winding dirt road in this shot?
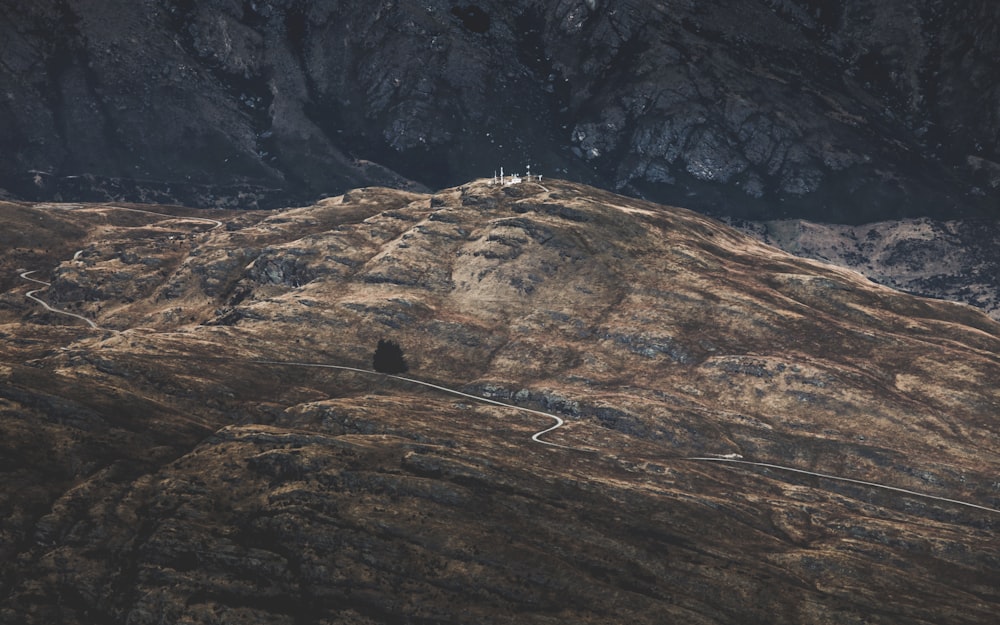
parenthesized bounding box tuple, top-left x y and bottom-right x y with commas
(99, 206, 224, 230)
(17, 205, 223, 331)
(251, 360, 584, 451)
(685, 456, 1000, 515)
(252, 360, 1000, 515)
(19, 271, 100, 330)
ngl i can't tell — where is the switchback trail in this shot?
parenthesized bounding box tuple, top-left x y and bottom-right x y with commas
(19, 271, 100, 330)
(251, 360, 585, 451)
(17, 204, 223, 331)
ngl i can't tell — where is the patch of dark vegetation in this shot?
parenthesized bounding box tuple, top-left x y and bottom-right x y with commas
(373, 338, 408, 374)
(490, 217, 555, 244)
(460, 191, 499, 209)
(512, 201, 590, 222)
(381, 210, 418, 221)
(428, 210, 460, 223)
(362, 273, 417, 287)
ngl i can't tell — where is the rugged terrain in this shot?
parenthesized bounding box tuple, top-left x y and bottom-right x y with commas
(2, 0, 999, 221)
(2, 180, 999, 624)
(733, 216, 1000, 321)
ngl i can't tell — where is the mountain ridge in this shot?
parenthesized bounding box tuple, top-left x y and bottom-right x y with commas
(2, 0, 998, 221)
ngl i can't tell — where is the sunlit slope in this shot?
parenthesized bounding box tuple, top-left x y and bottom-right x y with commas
(2, 180, 999, 624)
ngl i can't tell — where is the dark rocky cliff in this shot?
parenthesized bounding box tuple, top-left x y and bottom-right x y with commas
(733, 215, 1000, 321)
(2, 0, 999, 220)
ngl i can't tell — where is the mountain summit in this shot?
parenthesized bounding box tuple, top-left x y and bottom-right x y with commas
(2, 180, 999, 623)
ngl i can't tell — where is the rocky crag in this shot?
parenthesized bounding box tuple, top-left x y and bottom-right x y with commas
(2, 0, 999, 221)
(733, 216, 1000, 321)
(2, 180, 999, 624)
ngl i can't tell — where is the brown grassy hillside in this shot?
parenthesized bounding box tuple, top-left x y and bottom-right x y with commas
(2, 180, 999, 624)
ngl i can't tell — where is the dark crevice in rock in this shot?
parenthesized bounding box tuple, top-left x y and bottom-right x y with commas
(451, 5, 490, 34)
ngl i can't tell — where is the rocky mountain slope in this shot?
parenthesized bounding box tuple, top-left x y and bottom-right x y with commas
(2, 180, 999, 624)
(2, 0, 999, 221)
(733, 216, 1000, 321)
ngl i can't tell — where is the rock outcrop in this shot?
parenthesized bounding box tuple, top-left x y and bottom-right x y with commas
(1, 0, 998, 221)
(734, 216, 1000, 321)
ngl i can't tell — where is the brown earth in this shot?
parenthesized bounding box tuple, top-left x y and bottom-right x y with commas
(1, 180, 999, 624)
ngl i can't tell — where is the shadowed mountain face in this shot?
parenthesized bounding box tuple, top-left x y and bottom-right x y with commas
(1, 0, 999, 221)
(732, 216, 1000, 322)
(2, 180, 999, 624)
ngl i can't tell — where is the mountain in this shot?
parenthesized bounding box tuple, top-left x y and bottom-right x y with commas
(732, 216, 1000, 321)
(2, 179, 999, 624)
(2, 0, 999, 221)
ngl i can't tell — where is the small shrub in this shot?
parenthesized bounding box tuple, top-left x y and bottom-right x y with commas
(373, 339, 408, 374)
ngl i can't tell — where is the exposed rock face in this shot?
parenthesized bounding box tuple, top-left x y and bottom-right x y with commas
(734, 217, 1000, 321)
(1, 0, 998, 220)
(2, 180, 1000, 624)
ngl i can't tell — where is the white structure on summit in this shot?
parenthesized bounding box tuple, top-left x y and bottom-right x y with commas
(491, 165, 542, 186)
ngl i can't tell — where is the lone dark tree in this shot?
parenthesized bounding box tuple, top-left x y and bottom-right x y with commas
(373, 338, 408, 374)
